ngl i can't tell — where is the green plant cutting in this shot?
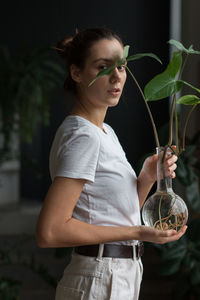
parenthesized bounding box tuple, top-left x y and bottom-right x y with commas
(89, 39, 200, 152)
(89, 39, 200, 232)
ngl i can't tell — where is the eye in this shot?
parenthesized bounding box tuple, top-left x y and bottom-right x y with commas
(98, 65, 108, 70)
(117, 64, 126, 71)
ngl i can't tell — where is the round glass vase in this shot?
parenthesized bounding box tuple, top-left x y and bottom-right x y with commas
(142, 146, 188, 231)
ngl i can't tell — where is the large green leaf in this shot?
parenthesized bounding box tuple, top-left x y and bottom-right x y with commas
(177, 95, 200, 105)
(127, 53, 162, 64)
(144, 51, 183, 101)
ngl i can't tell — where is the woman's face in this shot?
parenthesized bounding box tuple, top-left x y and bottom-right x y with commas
(73, 38, 127, 109)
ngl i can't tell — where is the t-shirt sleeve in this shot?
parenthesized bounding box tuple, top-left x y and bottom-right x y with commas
(54, 127, 100, 183)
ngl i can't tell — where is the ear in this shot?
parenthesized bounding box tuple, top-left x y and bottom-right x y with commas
(70, 64, 81, 83)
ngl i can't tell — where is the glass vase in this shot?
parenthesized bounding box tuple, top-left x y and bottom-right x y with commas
(142, 146, 188, 231)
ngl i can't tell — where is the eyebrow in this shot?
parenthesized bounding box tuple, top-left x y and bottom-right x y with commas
(92, 58, 114, 64)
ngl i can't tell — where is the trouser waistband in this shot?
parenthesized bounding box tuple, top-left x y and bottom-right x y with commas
(74, 243, 144, 259)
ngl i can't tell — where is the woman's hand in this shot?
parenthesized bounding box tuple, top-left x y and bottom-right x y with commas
(141, 148, 178, 183)
(137, 147, 178, 208)
(137, 224, 187, 244)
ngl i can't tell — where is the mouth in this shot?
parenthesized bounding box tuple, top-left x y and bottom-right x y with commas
(107, 88, 121, 96)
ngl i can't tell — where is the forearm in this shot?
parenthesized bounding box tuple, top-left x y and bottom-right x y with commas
(36, 216, 188, 248)
(36, 217, 141, 248)
(137, 169, 155, 209)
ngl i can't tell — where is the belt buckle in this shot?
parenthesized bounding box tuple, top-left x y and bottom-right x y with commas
(136, 242, 144, 259)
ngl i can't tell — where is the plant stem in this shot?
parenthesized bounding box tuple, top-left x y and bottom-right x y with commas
(181, 105, 197, 151)
(158, 195, 163, 230)
(168, 95, 176, 147)
(179, 53, 189, 79)
(175, 98, 180, 153)
(126, 65, 160, 148)
(168, 54, 189, 149)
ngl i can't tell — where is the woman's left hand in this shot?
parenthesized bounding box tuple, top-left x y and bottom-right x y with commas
(141, 150, 178, 183)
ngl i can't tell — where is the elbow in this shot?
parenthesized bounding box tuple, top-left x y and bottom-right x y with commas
(35, 226, 54, 248)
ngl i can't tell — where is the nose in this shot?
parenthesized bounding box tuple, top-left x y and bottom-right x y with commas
(110, 67, 121, 83)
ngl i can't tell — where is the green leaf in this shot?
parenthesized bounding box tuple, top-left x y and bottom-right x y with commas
(177, 95, 200, 105)
(144, 51, 183, 101)
(88, 65, 115, 87)
(168, 39, 200, 55)
(179, 80, 200, 93)
(123, 45, 130, 59)
(188, 45, 200, 55)
(88, 58, 125, 87)
(168, 40, 189, 53)
(127, 53, 162, 64)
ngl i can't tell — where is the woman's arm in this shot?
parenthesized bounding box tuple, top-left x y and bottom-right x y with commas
(137, 153, 178, 209)
(36, 176, 186, 248)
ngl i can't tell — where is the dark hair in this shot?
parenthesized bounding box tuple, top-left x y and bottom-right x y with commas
(55, 27, 123, 95)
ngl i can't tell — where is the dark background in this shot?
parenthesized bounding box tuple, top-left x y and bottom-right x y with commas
(0, 0, 170, 201)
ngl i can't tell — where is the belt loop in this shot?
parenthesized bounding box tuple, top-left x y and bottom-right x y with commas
(96, 244, 104, 262)
(132, 244, 136, 260)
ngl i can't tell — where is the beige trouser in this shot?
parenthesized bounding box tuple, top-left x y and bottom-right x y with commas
(55, 244, 143, 300)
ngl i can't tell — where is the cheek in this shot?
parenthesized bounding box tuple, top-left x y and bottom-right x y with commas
(122, 73, 127, 85)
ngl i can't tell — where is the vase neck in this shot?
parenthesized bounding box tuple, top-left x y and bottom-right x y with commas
(156, 146, 173, 192)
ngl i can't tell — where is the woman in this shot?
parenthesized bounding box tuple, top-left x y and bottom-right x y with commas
(35, 27, 187, 300)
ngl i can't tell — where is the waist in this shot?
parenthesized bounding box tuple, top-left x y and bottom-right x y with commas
(74, 243, 144, 259)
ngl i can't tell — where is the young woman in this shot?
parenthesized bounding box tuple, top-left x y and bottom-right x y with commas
(35, 28, 187, 300)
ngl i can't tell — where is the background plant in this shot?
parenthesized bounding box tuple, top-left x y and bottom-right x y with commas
(0, 45, 64, 163)
(0, 235, 64, 300)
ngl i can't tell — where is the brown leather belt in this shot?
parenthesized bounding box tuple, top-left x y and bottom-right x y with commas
(74, 243, 144, 259)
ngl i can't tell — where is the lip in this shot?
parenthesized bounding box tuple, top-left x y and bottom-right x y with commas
(107, 88, 121, 96)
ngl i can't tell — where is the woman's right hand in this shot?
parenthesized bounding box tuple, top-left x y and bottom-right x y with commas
(137, 225, 187, 244)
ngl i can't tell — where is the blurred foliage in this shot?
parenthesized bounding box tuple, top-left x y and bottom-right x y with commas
(0, 45, 64, 163)
(0, 235, 65, 299)
(0, 277, 20, 300)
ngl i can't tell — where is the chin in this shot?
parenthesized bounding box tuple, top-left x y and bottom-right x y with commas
(108, 98, 120, 107)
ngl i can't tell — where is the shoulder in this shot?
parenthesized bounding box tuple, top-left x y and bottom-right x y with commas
(103, 122, 120, 141)
(57, 115, 101, 147)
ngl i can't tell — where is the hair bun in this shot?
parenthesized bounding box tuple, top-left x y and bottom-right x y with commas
(53, 36, 73, 60)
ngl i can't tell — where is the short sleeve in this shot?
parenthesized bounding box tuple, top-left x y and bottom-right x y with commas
(53, 127, 100, 183)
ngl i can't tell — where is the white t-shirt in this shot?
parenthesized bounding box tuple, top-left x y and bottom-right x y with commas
(49, 115, 141, 245)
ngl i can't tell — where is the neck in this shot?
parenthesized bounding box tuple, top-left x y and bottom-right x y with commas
(70, 99, 107, 130)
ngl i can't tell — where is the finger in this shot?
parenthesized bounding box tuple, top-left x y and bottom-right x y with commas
(169, 171, 176, 178)
(165, 225, 187, 242)
(166, 155, 178, 165)
(168, 164, 177, 176)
